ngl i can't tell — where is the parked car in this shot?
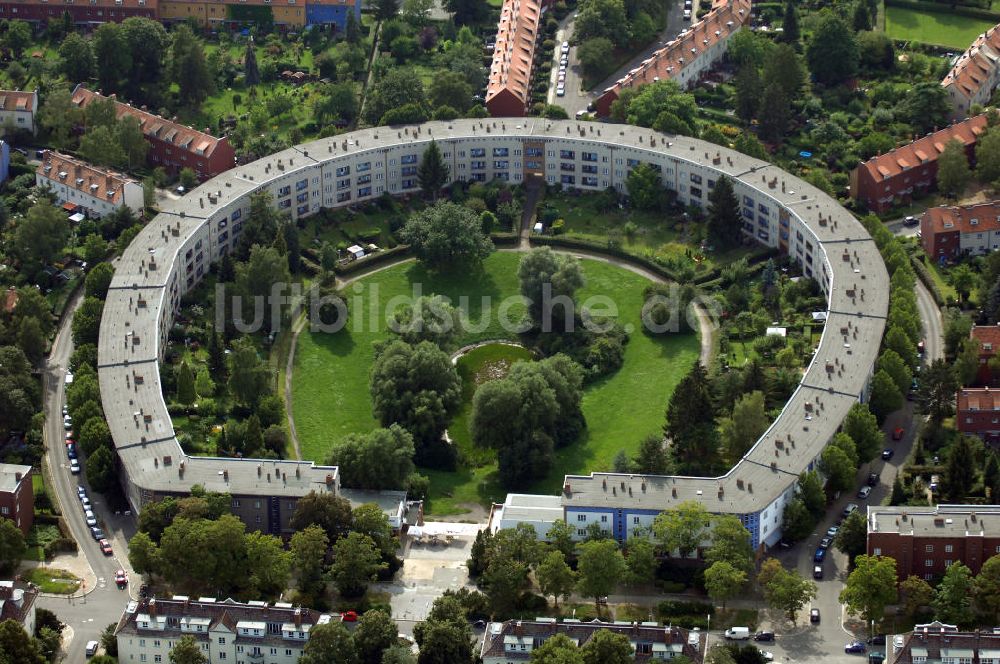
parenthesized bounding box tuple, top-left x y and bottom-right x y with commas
(66, 443, 77, 460)
(759, 651, 774, 662)
(845, 641, 867, 654)
(892, 427, 905, 441)
(724, 627, 750, 640)
(683, 8, 692, 19)
(86, 640, 99, 657)
(70, 460, 81, 474)
(81, 496, 91, 510)
(882, 448, 894, 460)
(753, 631, 774, 642)
(63, 416, 72, 430)
(819, 536, 832, 549)
(556, 84, 565, 97)
(84, 510, 97, 527)
(857, 486, 872, 500)
(813, 565, 823, 579)
(561, 41, 570, 53)
(90, 526, 105, 541)
(867, 472, 879, 487)
(100, 539, 113, 555)
(826, 525, 839, 538)
(77, 485, 86, 498)
(903, 215, 919, 227)
(813, 548, 825, 563)
(810, 608, 820, 623)
(342, 610, 359, 622)
(842, 503, 859, 518)
(868, 634, 887, 645)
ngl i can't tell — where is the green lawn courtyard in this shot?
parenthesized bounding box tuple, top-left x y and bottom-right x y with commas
(885, 6, 996, 48)
(291, 251, 699, 515)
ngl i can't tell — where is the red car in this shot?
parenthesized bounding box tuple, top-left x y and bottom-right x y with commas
(892, 427, 904, 441)
(342, 610, 358, 622)
(99, 539, 113, 556)
(114, 570, 127, 588)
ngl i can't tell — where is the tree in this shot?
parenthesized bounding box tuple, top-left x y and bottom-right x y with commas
(899, 575, 934, 618)
(781, 497, 814, 543)
(117, 116, 149, 171)
(977, 128, 1000, 183)
(897, 82, 951, 135)
(840, 555, 898, 625)
(382, 646, 418, 664)
(517, 248, 584, 331)
(17, 317, 45, 364)
(869, 369, 904, 422)
(624, 536, 657, 586)
(835, 509, 867, 561)
(428, 71, 472, 112)
(244, 531, 291, 597)
(78, 418, 112, 456)
(759, 558, 817, 622)
(0, 620, 45, 664)
(300, 622, 358, 664)
(949, 264, 976, 303)
(530, 634, 583, 664)
(416, 141, 450, 201)
(86, 446, 117, 493)
(852, 0, 871, 31)
(37, 88, 78, 149)
(0, 518, 26, 574)
(877, 349, 913, 397)
(546, 520, 576, 558)
(3, 20, 31, 58)
(330, 532, 387, 597)
(370, 340, 461, 457)
(413, 597, 474, 664)
(653, 501, 710, 558)
(633, 434, 669, 474)
(705, 561, 747, 609)
(664, 362, 718, 475)
(314, 82, 359, 125)
(707, 176, 741, 251)
(80, 125, 126, 169)
(446, 0, 489, 24)
(762, 43, 805, 101)
(781, 0, 800, 42)
(228, 336, 273, 409)
(986, 452, 1000, 503)
(758, 83, 791, 143)
(937, 138, 971, 197)
(718, 391, 768, 464)
(842, 403, 882, 463)
(169, 636, 208, 664)
(806, 11, 859, 86)
(733, 65, 761, 123)
(176, 361, 196, 405)
(624, 80, 698, 130)
(821, 443, 856, 493)
(934, 562, 975, 626)
(170, 24, 214, 108)
(59, 32, 96, 83)
(12, 202, 70, 275)
(581, 630, 633, 664)
(390, 295, 462, 349)
(576, 540, 625, 608)
(973, 555, 1000, 625)
(290, 524, 329, 596)
(290, 492, 353, 543)
(400, 201, 493, 269)
(328, 425, 416, 490)
(374, 0, 400, 20)
(364, 68, 426, 125)
(945, 435, 976, 502)
(626, 163, 665, 211)
(93, 23, 131, 94)
(573, 0, 629, 46)
(355, 610, 398, 664)
(798, 470, 825, 517)
(705, 515, 754, 574)
(85, 262, 115, 299)
(577, 37, 615, 79)
(536, 550, 576, 608)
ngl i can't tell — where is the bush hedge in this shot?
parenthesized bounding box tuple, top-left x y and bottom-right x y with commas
(885, 0, 1000, 21)
(333, 245, 412, 276)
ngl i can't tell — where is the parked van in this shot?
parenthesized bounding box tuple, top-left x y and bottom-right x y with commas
(725, 627, 751, 640)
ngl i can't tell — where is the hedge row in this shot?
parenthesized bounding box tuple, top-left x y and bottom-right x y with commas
(333, 245, 412, 277)
(885, 0, 1000, 22)
(490, 232, 521, 246)
(530, 235, 691, 283)
(909, 254, 947, 307)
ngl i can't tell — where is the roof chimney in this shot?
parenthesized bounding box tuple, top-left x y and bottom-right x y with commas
(294, 608, 302, 627)
(149, 598, 157, 617)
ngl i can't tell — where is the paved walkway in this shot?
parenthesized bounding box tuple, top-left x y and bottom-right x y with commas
(21, 551, 99, 599)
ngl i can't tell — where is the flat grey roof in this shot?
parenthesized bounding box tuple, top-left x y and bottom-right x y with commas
(869, 504, 1000, 538)
(99, 119, 887, 512)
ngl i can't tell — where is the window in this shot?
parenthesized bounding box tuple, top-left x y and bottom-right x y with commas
(925, 559, 933, 567)
(633, 516, 640, 524)
(140, 657, 147, 663)
(577, 514, 586, 522)
(560, 150, 576, 160)
(219, 654, 227, 661)
(493, 147, 509, 157)
(401, 166, 417, 176)
(526, 147, 543, 157)
(470, 148, 486, 158)
(357, 162, 371, 172)
(872, 547, 881, 556)
(600, 515, 607, 522)
(494, 161, 509, 169)
(278, 185, 291, 196)
(690, 173, 702, 185)
(945, 560, 953, 567)
(400, 154, 418, 165)
(154, 656, 162, 663)
(218, 638, 226, 645)
(336, 165, 350, 177)
(945, 544, 953, 553)
(577, 529, 586, 536)
(925, 545, 934, 553)
(0, 507, 7, 515)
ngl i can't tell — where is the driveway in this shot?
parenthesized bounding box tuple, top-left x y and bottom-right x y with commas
(549, 0, 691, 115)
(37, 281, 138, 664)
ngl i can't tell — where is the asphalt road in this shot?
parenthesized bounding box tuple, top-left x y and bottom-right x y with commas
(37, 279, 137, 664)
(548, 0, 690, 115)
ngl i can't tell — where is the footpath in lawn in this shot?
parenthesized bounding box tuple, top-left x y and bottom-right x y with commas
(292, 252, 699, 515)
(885, 6, 996, 48)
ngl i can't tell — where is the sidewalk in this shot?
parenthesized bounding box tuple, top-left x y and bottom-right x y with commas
(21, 551, 99, 599)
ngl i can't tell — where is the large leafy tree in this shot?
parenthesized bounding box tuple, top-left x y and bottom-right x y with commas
(937, 138, 971, 197)
(834, 510, 867, 561)
(370, 340, 462, 456)
(897, 82, 951, 135)
(581, 630, 633, 664)
(413, 596, 474, 664)
(354, 609, 398, 664)
(93, 22, 131, 94)
(934, 562, 975, 626)
(758, 558, 817, 622)
(364, 67, 426, 125)
(0, 519, 26, 575)
(622, 80, 698, 129)
(704, 515, 754, 574)
(842, 403, 882, 462)
(652, 501, 710, 558)
(626, 163, 665, 211)
(576, 540, 626, 608)
(12, 202, 70, 276)
(517, 248, 585, 331)
(529, 634, 582, 664)
(399, 201, 494, 269)
(536, 550, 576, 608)
(290, 524, 329, 597)
(330, 532, 387, 597)
(59, 33, 96, 84)
(300, 622, 358, 664)
(327, 425, 416, 490)
(0, 620, 46, 664)
(718, 390, 768, 465)
(390, 295, 462, 349)
(806, 11, 859, 86)
(289, 492, 353, 543)
(227, 336, 273, 409)
(704, 561, 747, 609)
(840, 555, 898, 626)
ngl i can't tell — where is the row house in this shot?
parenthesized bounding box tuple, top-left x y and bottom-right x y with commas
(890, 622, 1000, 664)
(0, 464, 33, 535)
(594, 0, 751, 117)
(70, 86, 235, 181)
(479, 619, 704, 663)
(0, 89, 37, 135)
(0, 0, 155, 25)
(957, 387, 1000, 440)
(850, 114, 988, 213)
(485, 0, 545, 117)
(36, 151, 144, 219)
(967, 325, 1000, 386)
(159, 0, 359, 30)
(942, 23, 1000, 121)
(920, 201, 1000, 262)
(867, 505, 1000, 581)
(115, 596, 338, 664)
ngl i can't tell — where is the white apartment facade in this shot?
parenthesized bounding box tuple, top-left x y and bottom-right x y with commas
(0, 90, 37, 135)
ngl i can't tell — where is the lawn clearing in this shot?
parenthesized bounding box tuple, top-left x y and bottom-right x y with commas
(23, 567, 81, 594)
(292, 251, 699, 514)
(885, 7, 995, 48)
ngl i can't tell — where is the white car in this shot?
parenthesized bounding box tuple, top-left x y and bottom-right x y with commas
(560, 54, 569, 66)
(63, 416, 72, 430)
(86, 640, 99, 657)
(759, 651, 774, 662)
(561, 41, 570, 54)
(556, 85, 566, 97)
(683, 8, 692, 19)
(70, 460, 81, 475)
(81, 496, 91, 509)
(84, 510, 97, 527)
(558, 71, 566, 82)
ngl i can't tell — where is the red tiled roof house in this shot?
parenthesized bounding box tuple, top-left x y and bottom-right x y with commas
(920, 201, 1000, 263)
(485, 0, 544, 117)
(942, 24, 1000, 121)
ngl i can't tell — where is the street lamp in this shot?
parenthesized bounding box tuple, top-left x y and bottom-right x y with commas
(705, 613, 711, 657)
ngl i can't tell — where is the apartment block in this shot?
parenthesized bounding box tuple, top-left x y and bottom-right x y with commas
(867, 505, 1000, 581)
(890, 621, 1000, 664)
(115, 596, 338, 664)
(594, 0, 751, 117)
(850, 115, 988, 213)
(36, 151, 144, 219)
(920, 202, 1000, 262)
(957, 388, 1000, 440)
(0, 0, 156, 24)
(485, 0, 544, 116)
(942, 24, 1000, 121)
(70, 86, 235, 181)
(0, 463, 33, 535)
(0, 90, 38, 135)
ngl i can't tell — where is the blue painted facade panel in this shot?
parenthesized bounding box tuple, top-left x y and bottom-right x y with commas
(305, 1, 360, 29)
(0, 141, 8, 184)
